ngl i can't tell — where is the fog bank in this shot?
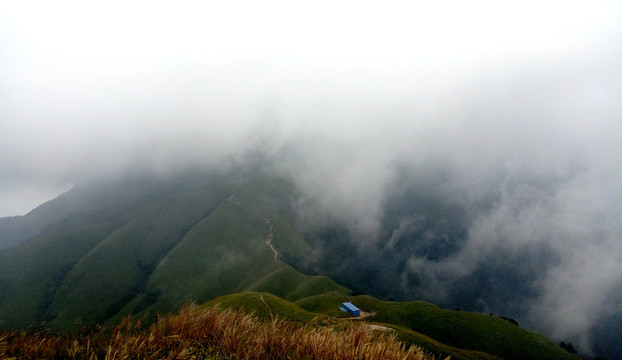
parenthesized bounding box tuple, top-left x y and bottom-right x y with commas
(2, 1, 621, 356)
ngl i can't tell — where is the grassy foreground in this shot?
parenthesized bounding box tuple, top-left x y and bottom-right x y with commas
(0, 303, 439, 360)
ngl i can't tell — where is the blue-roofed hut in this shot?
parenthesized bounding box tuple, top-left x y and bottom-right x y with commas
(339, 302, 360, 316)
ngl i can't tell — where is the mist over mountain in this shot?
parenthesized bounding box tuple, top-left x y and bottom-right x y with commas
(1, 146, 620, 357)
(2, 1, 621, 358)
(278, 138, 620, 358)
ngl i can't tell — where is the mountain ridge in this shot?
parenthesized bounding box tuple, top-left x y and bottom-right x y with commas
(0, 169, 583, 359)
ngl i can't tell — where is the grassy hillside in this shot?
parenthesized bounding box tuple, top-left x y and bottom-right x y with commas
(0, 170, 581, 360)
(202, 292, 320, 323)
(0, 174, 180, 250)
(0, 303, 434, 360)
(114, 190, 349, 325)
(287, 293, 578, 360)
(363, 297, 578, 360)
(246, 267, 351, 301)
(0, 170, 347, 332)
(0, 222, 119, 328)
(45, 183, 230, 330)
(390, 325, 502, 360)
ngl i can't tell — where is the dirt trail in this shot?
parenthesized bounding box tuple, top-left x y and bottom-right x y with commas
(229, 195, 278, 260)
(342, 310, 375, 320)
(263, 217, 278, 260)
(365, 324, 393, 332)
(338, 310, 392, 333)
(259, 294, 274, 319)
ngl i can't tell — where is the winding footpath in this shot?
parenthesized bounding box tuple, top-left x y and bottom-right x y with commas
(228, 194, 278, 260)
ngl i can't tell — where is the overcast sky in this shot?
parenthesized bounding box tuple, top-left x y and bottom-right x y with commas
(1, 0, 621, 355)
(2, 0, 620, 217)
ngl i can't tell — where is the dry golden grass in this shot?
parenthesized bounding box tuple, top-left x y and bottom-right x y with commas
(0, 303, 441, 359)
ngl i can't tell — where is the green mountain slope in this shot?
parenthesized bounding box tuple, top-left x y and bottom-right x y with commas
(207, 291, 578, 360)
(366, 298, 575, 360)
(44, 182, 229, 330)
(202, 292, 321, 323)
(0, 169, 580, 359)
(0, 175, 180, 250)
(0, 170, 346, 332)
(111, 182, 349, 325)
(0, 222, 118, 328)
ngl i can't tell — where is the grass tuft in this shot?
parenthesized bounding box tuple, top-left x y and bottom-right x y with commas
(0, 302, 439, 360)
